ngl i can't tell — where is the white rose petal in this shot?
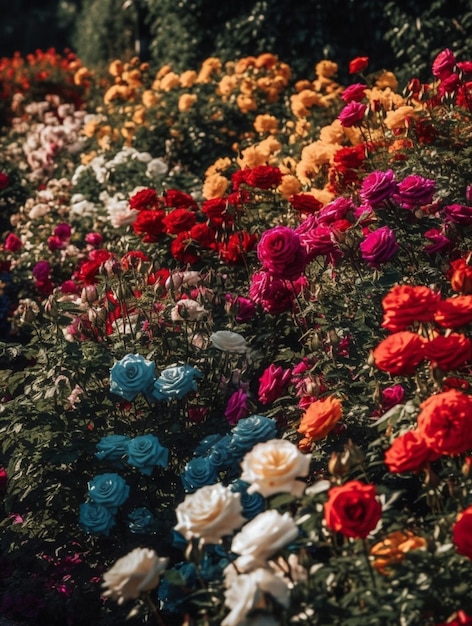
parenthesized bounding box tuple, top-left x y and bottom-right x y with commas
(174, 483, 246, 544)
(231, 510, 298, 572)
(102, 547, 168, 605)
(210, 330, 248, 354)
(241, 439, 310, 498)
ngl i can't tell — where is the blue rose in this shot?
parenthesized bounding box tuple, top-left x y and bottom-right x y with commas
(193, 433, 224, 456)
(158, 562, 198, 614)
(151, 364, 202, 401)
(87, 472, 130, 513)
(230, 479, 266, 519)
(126, 434, 169, 475)
(128, 507, 157, 534)
(110, 353, 156, 401)
(200, 545, 232, 582)
(180, 457, 218, 493)
(229, 414, 277, 457)
(95, 434, 131, 462)
(79, 501, 116, 536)
(207, 435, 238, 471)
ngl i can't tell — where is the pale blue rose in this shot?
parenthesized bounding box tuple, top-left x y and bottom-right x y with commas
(229, 414, 277, 456)
(95, 434, 131, 462)
(79, 501, 116, 536)
(180, 457, 218, 493)
(87, 472, 130, 513)
(126, 434, 169, 475)
(152, 364, 202, 401)
(110, 353, 156, 401)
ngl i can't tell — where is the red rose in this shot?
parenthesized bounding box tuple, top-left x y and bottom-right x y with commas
(434, 610, 472, 626)
(74, 249, 114, 285)
(201, 197, 235, 226)
(129, 188, 160, 211)
(163, 189, 198, 210)
(289, 193, 323, 215)
(416, 389, 472, 455)
(132, 209, 166, 242)
(4, 233, 22, 252)
(381, 285, 440, 332)
(385, 430, 440, 473)
(372, 331, 425, 375)
(170, 232, 200, 264)
(241, 165, 284, 190)
(324, 479, 382, 539)
(120, 250, 150, 271)
(189, 222, 217, 250)
(452, 505, 472, 559)
(162, 208, 197, 234)
(218, 230, 258, 264)
(423, 334, 472, 371)
(0, 172, 10, 190)
(349, 56, 369, 74)
(434, 296, 472, 328)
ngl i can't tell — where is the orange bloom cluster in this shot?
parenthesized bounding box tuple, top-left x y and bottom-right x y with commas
(298, 394, 342, 447)
(370, 530, 427, 574)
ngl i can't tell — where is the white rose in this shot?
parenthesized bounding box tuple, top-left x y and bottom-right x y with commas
(222, 566, 289, 626)
(210, 330, 248, 354)
(230, 510, 298, 572)
(240, 439, 310, 498)
(171, 299, 209, 322)
(102, 547, 168, 604)
(146, 158, 169, 177)
(174, 483, 246, 544)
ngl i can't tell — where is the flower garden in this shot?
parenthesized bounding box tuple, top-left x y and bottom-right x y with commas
(1, 46, 472, 625)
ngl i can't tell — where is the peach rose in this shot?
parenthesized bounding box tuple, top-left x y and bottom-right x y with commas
(240, 439, 311, 497)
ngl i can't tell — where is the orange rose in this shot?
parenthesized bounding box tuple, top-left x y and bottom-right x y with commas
(450, 257, 472, 294)
(416, 389, 472, 455)
(385, 430, 440, 473)
(370, 530, 427, 574)
(381, 285, 440, 332)
(434, 296, 472, 329)
(298, 395, 342, 442)
(372, 331, 425, 375)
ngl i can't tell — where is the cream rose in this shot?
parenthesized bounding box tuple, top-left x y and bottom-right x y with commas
(171, 298, 209, 322)
(174, 483, 246, 544)
(230, 510, 299, 572)
(222, 566, 290, 626)
(102, 547, 168, 604)
(210, 330, 248, 354)
(240, 439, 310, 498)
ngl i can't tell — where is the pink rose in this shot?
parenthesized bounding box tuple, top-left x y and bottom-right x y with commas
(85, 232, 103, 247)
(315, 197, 354, 225)
(257, 226, 306, 280)
(337, 101, 367, 127)
(393, 175, 436, 210)
(423, 228, 453, 254)
(381, 384, 405, 410)
(258, 364, 292, 405)
(432, 48, 456, 80)
(225, 294, 256, 323)
(359, 170, 398, 207)
(298, 224, 343, 265)
(360, 226, 398, 268)
(249, 271, 299, 314)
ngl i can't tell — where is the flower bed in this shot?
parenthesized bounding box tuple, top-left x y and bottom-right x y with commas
(1, 48, 472, 626)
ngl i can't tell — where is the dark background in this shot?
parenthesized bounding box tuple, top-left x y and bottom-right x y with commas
(0, 0, 471, 81)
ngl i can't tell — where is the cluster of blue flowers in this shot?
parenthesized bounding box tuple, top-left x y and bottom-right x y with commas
(79, 433, 169, 536)
(109, 354, 202, 403)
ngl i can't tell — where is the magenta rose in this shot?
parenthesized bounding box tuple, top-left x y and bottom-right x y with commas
(225, 294, 256, 323)
(359, 169, 398, 207)
(225, 389, 250, 426)
(249, 270, 302, 314)
(298, 224, 343, 265)
(443, 204, 472, 225)
(54, 223, 72, 241)
(341, 83, 367, 103)
(438, 73, 461, 96)
(338, 101, 367, 127)
(32, 260, 52, 281)
(258, 364, 292, 405)
(257, 225, 307, 280)
(432, 48, 456, 80)
(4, 233, 22, 252)
(381, 384, 405, 410)
(393, 175, 436, 210)
(423, 228, 453, 254)
(315, 197, 354, 225)
(85, 232, 103, 247)
(360, 226, 398, 268)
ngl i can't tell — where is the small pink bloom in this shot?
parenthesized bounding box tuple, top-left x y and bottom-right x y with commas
(338, 101, 367, 127)
(360, 226, 398, 269)
(224, 389, 250, 426)
(432, 48, 456, 80)
(4, 233, 22, 252)
(258, 364, 292, 405)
